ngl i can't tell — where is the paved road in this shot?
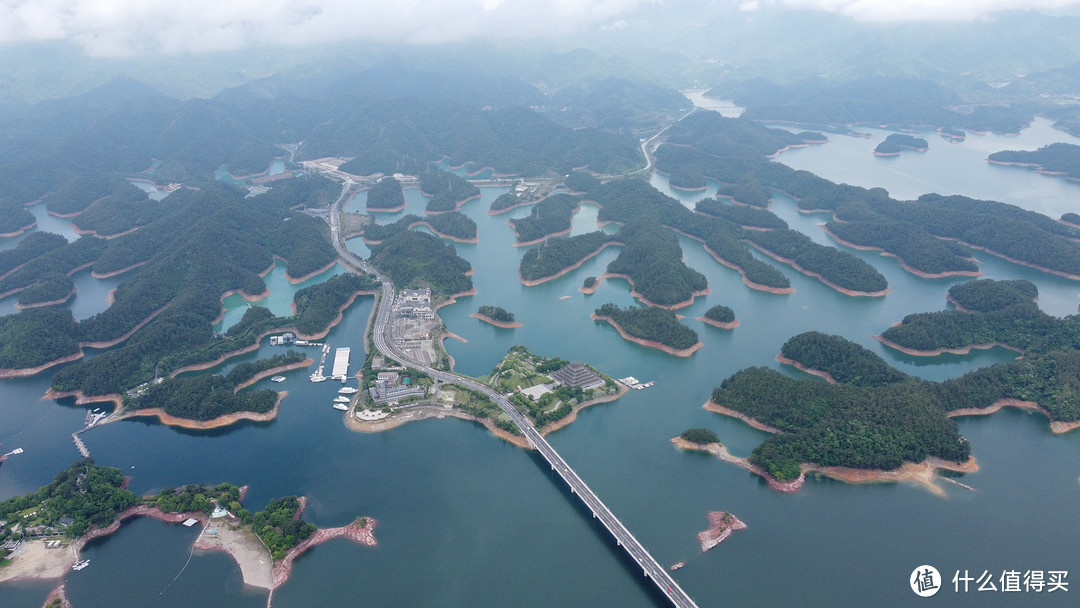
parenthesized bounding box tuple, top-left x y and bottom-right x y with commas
(326, 188, 698, 608)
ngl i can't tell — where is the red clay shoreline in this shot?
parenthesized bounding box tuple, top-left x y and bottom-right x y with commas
(584, 272, 708, 309)
(821, 225, 982, 279)
(664, 225, 794, 294)
(948, 398, 1080, 434)
(873, 334, 1024, 357)
(14, 288, 76, 309)
(775, 354, 837, 383)
(519, 241, 623, 286)
(591, 313, 703, 357)
(744, 241, 889, 296)
(0, 220, 37, 237)
(469, 313, 522, 328)
(684, 403, 982, 495)
(696, 316, 739, 329)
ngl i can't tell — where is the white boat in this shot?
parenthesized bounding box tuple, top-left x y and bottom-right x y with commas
(310, 373, 327, 382)
(333, 403, 349, 411)
(338, 386, 359, 394)
(334, 396, 351, 403)
(72, 559, 90, 571)
(270, 376, 286, 383)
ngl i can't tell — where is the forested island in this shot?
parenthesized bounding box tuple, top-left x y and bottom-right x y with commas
(519, 231, 618, 285)
(362, 212, 478, 243)
(592, 303, 702, 356)
(695, 198, 786, 230)
(0, 460, 377, 593)
(873, 134, 928, 156)
(697, 305, 738, 329)
(472, 305, 521, 328)
(420, 168, 482, 213)
(603, 222, 709, 308)
(366, 176, 406, 211)
(651, 125, 1080, 280)
(708, 318, 1080, 489)
(507, 193, 580, 245)
(0, 199, 36, 235)
(573, 176, 792, 293)
(369, 229, 473, 299)
(987, 142, 1080, 181)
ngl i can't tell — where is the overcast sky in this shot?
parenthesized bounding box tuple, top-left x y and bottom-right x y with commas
(1, 0, 1078, 56)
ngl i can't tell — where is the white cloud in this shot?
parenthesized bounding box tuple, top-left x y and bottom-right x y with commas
(0, 0, 656, 56)
(771, 0, 1080, 21)
(0, 0, 1075, 56)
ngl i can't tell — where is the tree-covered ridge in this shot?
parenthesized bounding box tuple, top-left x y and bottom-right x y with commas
(519, 231, 617, 282)
(948, 278, 1038, 312)
(720, 76, 1030, 133)
(363, 212, 477, 243)
(489, 192, 523, 212)
(71, 188, 169, 237)
(742, 228, 888, 293)
(419, 167, 481, 213)
(249, 496, 316, 561)
(224, 351, 306, 386)
(0, 236, 107, 296)
(153, 483, 242, 516)
(508, 193, 580, 243)
(662, 110, 810, 159)
(0, 198, 34, 233)
(988, 142, 1080, 180)
(581, 177, 791, 290)
(30, 179, 345, 395)
(369, 230, 472, 298)
(605, 221, 709, 307)
(594, 303, 700, 350)
(0, 460, 138, 538)
(0, 232, 67, 278)
(712, 367, 970, 481)
(322, 101, 641, 178)
(0, 307, 80, 370)
(477, 305, 515, 323)
(16, 271, 74, 306)
(702, 305, 736, 324)
(680, 428, 719, 444)
(780, 331, 908, 386)
(655, 137, 1078, 279)
(127, 373, 279, 421)
(879, 279, 1074, 354)
(695, 198, 787, 230)
(874, 134, 928, 154)
(293, 272, 379, 336)
(713, 182, 771, 208)
(366, 176, 405, 210)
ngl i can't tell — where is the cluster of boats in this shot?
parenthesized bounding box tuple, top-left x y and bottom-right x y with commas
(334, 385, 359, 410)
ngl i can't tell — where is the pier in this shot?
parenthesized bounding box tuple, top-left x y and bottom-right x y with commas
(327, 187, 699, 608)
(72, 432, 90, 458)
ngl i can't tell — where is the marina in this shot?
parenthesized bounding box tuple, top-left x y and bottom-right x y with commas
(310, 344, 332, 382)
(617, 377, 655, 390)
(331, 347, 351, 382)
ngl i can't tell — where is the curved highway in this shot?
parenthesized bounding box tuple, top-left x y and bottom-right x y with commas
(327, 185, 699, 608)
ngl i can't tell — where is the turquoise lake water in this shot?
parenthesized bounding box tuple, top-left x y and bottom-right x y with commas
(1, 115, 1079, 607)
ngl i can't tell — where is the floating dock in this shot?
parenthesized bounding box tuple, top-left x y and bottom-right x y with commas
(617, 377, 654, 390)
(331, 347, 351, 381)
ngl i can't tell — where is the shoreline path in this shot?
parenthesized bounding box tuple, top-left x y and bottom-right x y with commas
(325, 180, 699, 608)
